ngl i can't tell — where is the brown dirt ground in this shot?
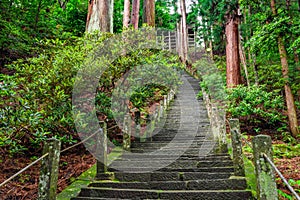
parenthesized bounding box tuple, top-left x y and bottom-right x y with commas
(0, 144, 96, 200)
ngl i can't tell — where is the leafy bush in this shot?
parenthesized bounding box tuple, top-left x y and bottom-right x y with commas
(0, 30, 183, 155)
(226, 85, 286, 129)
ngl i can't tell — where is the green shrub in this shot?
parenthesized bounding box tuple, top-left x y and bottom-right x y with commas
(0, 30, 183, 155)
(226, 85, 286, 128)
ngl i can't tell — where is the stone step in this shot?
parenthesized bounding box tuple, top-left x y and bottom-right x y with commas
(119, 155, 232, 161)
(108, 166, 235, 173)
(89, 178, 247, 190)
(130, 142, 216, 148)
(120, 153, 231, 159)
(75, 188, 252, 200)
(112, 171, 232, 182)
(130, 147, 217, 154)
(110, 160, 233, 168)
(148, 136, 211, 142)
(72, 73, 252, 200)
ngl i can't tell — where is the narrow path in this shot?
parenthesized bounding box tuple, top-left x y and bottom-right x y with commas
(72, 72, 252, 200)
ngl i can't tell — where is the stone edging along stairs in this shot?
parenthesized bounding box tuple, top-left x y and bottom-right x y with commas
(72, 72, 252, 200)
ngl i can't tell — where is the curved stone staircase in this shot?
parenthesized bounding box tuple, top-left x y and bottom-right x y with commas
(72, 73, 252, 200)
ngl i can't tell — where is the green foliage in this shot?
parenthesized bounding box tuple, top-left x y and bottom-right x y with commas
(155, 0, 178, 30)
(226, 85, 286, 127)
(273, 144, 300, 158)
(194, 55, 226, 101)
(0, 29, 183, 155)
(278, 181, 300, 200)
(0, 0, 87, 66)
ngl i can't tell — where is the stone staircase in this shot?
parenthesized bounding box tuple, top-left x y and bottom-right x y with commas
(72, 73, 252, 200)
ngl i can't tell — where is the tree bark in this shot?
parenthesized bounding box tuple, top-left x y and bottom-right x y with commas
(110, 0, 114, 33)
(180, 0, 188, 63)
(239, 32, 250, 86)
(131, 0, 140, 29)
(271, 0, 299, 137)
(86, 0, 111, 33)
(143, 0, 155, 27)
(225, 14, 241, 88)
(123, 0, 131, 28)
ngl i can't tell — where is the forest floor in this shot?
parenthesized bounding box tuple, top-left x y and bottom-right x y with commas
(0, 139, 299, 199)
(0, 144, 96, 199)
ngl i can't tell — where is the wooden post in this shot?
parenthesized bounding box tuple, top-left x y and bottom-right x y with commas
(163, 95, 167, 110)
(159, 100, 164, 118)
(135, 110, 141, 139)
(96, 121, 108, 175)
(141, 114, 151, 142)
(169, 31, 172, 50)
(38, 138, 61, 200)
(211, 106, 219, 140)
(218, 110, 228, 153)
(123, 114, 131, 150)
(253, 135, 278, 200)
(229, 119, 245, 176)
(167, 93, 171, 106)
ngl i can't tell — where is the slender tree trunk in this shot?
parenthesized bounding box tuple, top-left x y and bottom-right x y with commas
(207, 22, 214, 59)
(239, 32, 250, 86)
(86, 0, 111, 33)
(123, 0, 131, 28)
(143, 0, 155, 27)
(225, 12, 241, 88)
(110, 0, 114, 33)
(252, 54, 259, 85)
(271, 0, 299, 137)
(247, 5, 259, 85)
(209, 40, 213, 59)
(177, 22, 181, 55)
(131, 0, 140, 29)
(180, 0, 188, 63)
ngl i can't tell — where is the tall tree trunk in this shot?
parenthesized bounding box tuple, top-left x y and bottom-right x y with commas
(225, 11, 241, 88)
(252, 54, 259, 85)
(131, 0, 140, 29)
(239, 32, 250, 86)
(143, 0, 155, 27)
(180, 0, 188, 63)
(110, 0, 114, 33)
(271, 0, 299, 137)
(176, 22, 181, 55)
(86, 0, 111, 33)
(123, 0, 131, 28)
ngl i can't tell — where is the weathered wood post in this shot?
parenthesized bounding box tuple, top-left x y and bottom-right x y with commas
(163, 95, 167, 110)
(169, 31, 172, 50)
(123, 114, 131, 150)
(229, 119, 245, 176)
(159, 100, 165, 118)
(167, 93, 170, 107)
(38, 138, 61, 200)
(218, 110, 228, 153)
(134, 110, 141, 140)
(253, 135, 278, 200)
(211, 106, 219, 140)
(96, 121, 108, 176)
